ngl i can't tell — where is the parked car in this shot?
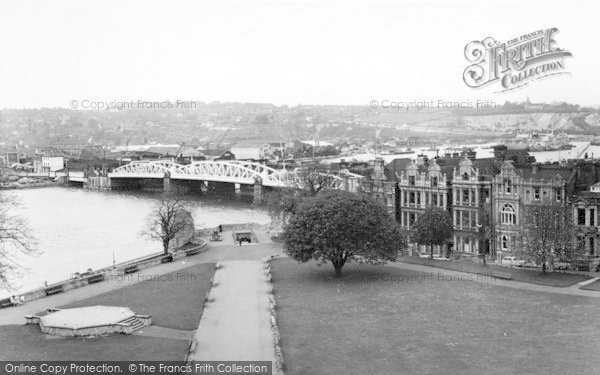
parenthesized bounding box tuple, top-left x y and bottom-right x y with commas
(419, 253, 432, 258)
(500, 256, 525, 267)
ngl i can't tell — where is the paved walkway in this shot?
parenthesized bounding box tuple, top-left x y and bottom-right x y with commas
(391, 261, 600, 298)
(0, 231, 282, 326)
(189, 260, 276, 362)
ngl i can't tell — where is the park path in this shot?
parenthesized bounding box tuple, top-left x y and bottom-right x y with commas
(0, 230, 282, 326)
(189, 260, 276, 362)
(391, 261, 600, 299)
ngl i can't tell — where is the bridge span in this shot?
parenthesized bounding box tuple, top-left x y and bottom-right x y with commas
(101, 160, 363, 202)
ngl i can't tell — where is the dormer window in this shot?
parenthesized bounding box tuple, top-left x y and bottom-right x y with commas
(462, 172, 469, 181)
(408, 176, 415, 186)
(505, 178, 512, 194)
(431, 176, 438, 187)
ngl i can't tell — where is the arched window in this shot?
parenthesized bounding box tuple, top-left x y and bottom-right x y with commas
(501, 204, 516, 225)
(502, 235, 509, 250)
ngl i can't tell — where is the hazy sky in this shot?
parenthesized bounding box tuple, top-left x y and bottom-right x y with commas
(1, 0, 598, 108)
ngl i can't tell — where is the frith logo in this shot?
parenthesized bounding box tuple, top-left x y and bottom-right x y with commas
(463, 28, 572, 92)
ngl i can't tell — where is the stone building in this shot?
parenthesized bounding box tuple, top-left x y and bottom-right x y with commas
(490, 161, 572, 261)
(396, 158, 451, 255)
(361, 158, 396, 217)
(450, 158, 492, 258)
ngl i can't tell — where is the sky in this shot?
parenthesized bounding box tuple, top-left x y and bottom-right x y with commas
(0, 0, 598, 109)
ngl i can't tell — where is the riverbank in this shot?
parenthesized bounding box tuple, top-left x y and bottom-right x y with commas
(0, 239, 207, 306)
(0, 176, 56, 190)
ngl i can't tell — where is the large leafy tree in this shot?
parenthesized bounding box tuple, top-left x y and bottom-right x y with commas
(266, 165, 340, 234)
(283, 191, 405, 277)
(412, 207, 453, 259)
(522, 202, 574, 272)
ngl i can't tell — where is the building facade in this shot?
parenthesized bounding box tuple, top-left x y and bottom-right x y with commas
(396, 159, 450, 256)
(451, 158, 492, 258)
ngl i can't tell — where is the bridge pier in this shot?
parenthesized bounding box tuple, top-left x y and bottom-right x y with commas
(235, 183, 241, 195)
(163, 174, 172, 194)
(253, 178, 263, 205)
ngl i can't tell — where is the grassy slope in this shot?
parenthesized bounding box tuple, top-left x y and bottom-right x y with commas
(272, 258, 600, 375)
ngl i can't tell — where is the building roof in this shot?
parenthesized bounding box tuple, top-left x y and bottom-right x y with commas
(231, 141, 268, 149)
(520, 165, 574, 182)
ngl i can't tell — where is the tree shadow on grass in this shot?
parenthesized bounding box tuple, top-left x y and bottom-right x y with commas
(273, 258, 429, 286)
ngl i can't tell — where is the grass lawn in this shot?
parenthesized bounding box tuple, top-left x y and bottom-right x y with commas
(0, 262, 215, 361)
(60, 262, 215, 330)
(271, 258, 600, 375)
(398, 256, 590, 287)
(0, 325, 189, 360)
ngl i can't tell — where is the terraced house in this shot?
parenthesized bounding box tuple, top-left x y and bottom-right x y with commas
(491, 161, 573, 261)
(396, 157, 452, 256)
(390, 151, 582, 262)
(450, 158, 493, 258)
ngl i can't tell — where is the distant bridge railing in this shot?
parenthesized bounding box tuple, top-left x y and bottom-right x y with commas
(108, 160, 363, 190)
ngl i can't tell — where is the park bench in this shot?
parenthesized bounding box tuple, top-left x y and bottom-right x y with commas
(124, 265, 138, 274)
(0, 298, 15, 308)
(45, 285, 64, 295)
(25, 315, 40, 325)
(86, 273, 105, 284)
(490, 271, 512, 280)
(161, 255, 173, 263)
(185, 247, 202, 256)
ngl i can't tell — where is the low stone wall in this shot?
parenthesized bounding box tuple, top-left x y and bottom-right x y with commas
(197, 222, 267, 236)
(39, 322, 130, 337)
(263, 256, 285, 375)
(16, 240, 207, 304)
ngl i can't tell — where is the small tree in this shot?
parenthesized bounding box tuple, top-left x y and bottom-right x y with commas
(523, 202, 574, 272)
(142, 196, 188, 255)
(283, 191, 405, 277)
(0, 193, 38, 288)
(412, 208, 453, 259)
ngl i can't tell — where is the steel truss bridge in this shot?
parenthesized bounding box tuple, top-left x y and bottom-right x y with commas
(107, 160, 360, 189)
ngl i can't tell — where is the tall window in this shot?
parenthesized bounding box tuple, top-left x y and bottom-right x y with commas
(556, 189, 562, 202)
(432, 194, 438, 206)
(505, 179, 512, 194)
(501, 204, 516, 225)
(409, 213, 416, 226)
(502, 235, 508, 250)
(591, 209, 596, 227)
(578, 209, 586, 226)
(431, 176, 438, 187)
(463, 189, 469, 204)
(534, 186, 540, 200)
(408, 176, 415, 186)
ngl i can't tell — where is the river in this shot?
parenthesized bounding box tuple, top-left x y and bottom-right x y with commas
(1, 187, 270, 297)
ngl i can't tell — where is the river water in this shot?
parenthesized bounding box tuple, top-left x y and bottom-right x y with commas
(1, 187, 270, 297)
